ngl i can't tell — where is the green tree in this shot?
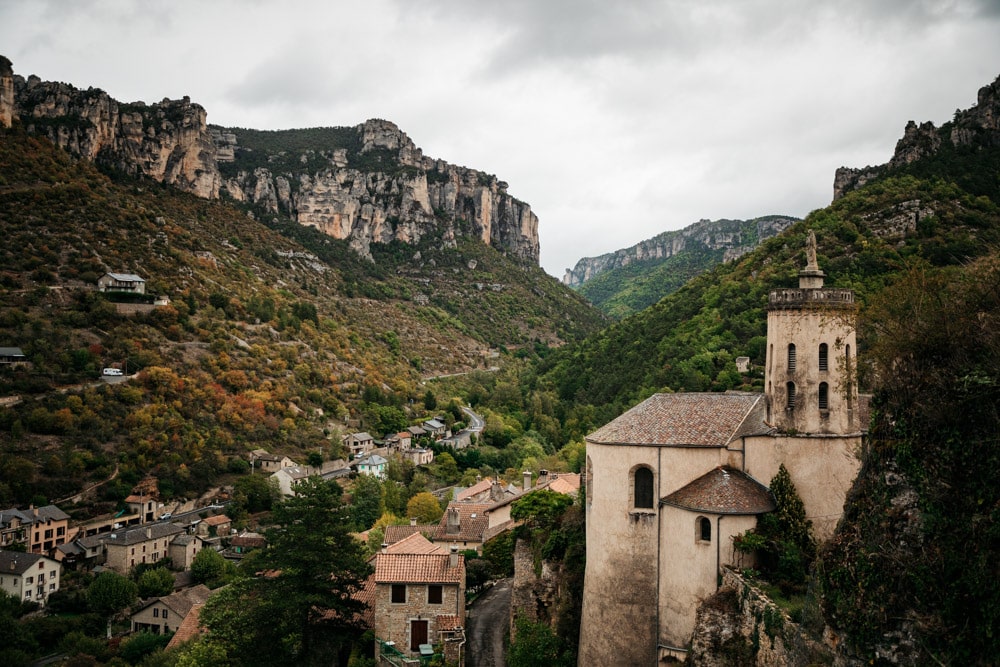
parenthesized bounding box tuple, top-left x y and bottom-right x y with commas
(190, 548, 235, 588)
(406, 491, 443, 524)
(508, 615, 571, 667)
(200, 478, 372, 665)
(433, 452, 460, 484)
(232, 474, 279, 514)
(136, 567, 174, 598)
(350, 474, 384, 531)
(423, 389, 437, 411)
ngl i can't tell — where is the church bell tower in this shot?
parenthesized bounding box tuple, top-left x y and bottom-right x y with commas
(764, 232, 858, 434)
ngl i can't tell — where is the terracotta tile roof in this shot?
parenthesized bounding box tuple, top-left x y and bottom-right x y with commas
(433, 503, 490, 543)
(374, 553, 464, 584)
(202, 515, 230, 527)
(660, 466, 776, 515)
(543, 473, 581, 496)
(456, 478, 494, 501)
(587, 392, 768, 447)
(165, 603, 205, 649)
(354, 574, 376, 628)
(384, 532, 444, 555)
(384, 524, 436, 545)
(436, 614, 463, 631)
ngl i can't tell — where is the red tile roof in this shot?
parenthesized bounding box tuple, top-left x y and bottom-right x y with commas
(587, 392, 768, 447)
(165, 603, 205, 649)
(384, 524, 436, 545)
(433, 503, 490, 543)
(384, 532, 443, 555)
(373, 553, 465, 585)
(660, 466, 775, 515)
(456, 478, 494, 501)
(436, 614, 463, 631)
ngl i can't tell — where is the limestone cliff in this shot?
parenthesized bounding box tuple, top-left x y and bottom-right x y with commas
(833, 74, 1000, 200)
(5, 56, 540, 265)
(0, 56, 13, 129)
(563, 216, 796, 287)
(215, 120, 540, 263)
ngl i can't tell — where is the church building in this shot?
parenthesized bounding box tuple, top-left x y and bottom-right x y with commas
(578, 233, 865, 664)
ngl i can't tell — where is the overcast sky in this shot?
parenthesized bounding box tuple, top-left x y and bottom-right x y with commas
(2, 1, 999, 278)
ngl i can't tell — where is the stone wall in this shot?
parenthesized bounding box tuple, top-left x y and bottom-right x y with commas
(688, 567, 836, 666)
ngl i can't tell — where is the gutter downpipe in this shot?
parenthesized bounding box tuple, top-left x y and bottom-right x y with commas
(655, 445, 662, 667)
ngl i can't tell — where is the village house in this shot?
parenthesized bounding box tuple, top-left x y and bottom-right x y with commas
(197, 514, 231, 538)
(226, 533, 266, 560)
(124, 494, 160, 523)
(130, 584, 212, 635)
(104, 523, 185, 574)
(250, 449, 297, 474)
(355, 454, 388, 479)
(432, 504, 490, 555)
(403, 448, 434, 466)
(405, 425, 427, 441)
(168, 533, 206, 571)
(271, 466, 314, 496)
(372, 534, 465, 660)
(97, 272, 146, 294)
(422, 419, 448, 440)
(0, 346, 27, 365)
(344, 432, 375, 459)
(0, 505, 71, 557)
(0, 551, 61, 606)
(383, 521, 436, 547)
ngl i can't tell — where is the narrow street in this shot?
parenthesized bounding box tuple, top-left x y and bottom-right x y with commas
(466, 578, 511, 667)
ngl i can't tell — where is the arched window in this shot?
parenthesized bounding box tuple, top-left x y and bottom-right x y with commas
(787, 344, 797, 372)
(634, 467, 654, 509)
(819, 343, 828, 371)
(786, 382, 796, 409)
(819, 382, 829, 410)
(698, 517, 712, 542)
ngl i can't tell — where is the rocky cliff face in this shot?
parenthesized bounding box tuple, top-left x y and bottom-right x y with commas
(217, 119, 540, 262)
(563, 216, 796, 287)
(834, 74, 1000, 200)
(0, 56, 13, 129)
(5, 57, 539, 265)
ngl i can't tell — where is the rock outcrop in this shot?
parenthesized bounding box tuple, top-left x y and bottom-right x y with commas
(834, 74, 1000, 200)
(0, 56, 14, 129)
(5, 57, 540, 265)
(563, 216, 796, 287)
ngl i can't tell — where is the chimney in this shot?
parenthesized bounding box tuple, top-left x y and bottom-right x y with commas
(410, 517, 417, 526)
(381, 543, 388, 554)
(446, 507, 460, 535)
(538, 469, 549, 485)
(523, 470, 532, 492)
(449, 546, 459, 569)
(146, 527, 152, 539)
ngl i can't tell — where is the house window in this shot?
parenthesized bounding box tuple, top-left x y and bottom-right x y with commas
(787, 344, 796, 372)
(819, 382, 829, 411)
(698, 517, 712, 542)
(428, 585, 443, 604)
(786, 382, 796, 409)
(163, 610, 168, 619)
(26, 577, 32, 584)
(819, 343, 828, 371)
(633, 466, 654, 509)
(391, 584, 406, 603)
(153, 608, 159, 618)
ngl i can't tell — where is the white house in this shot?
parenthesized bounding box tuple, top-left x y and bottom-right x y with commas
(0, 550, 61, 606)
(356, 454, 388, 479)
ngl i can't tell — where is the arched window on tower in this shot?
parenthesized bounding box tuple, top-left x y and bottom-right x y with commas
(633, 466, 654, 509)
(787, 344, 797, 372)
(819, 343, 828, 371)
(697, 517, 712, 542)
(786, 382, 796, 409)
(819, 382, 829, 410)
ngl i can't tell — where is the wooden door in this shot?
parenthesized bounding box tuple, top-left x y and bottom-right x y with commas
(410, 619, 429, 651)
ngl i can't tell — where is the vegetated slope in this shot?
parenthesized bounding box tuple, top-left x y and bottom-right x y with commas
(0, 121, 603, 511)
(539, 174, 1000, 443)
(568, 215, 797, 318)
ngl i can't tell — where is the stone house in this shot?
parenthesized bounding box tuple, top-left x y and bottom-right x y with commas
(344, 432, 375, 459)
(104, 523, 185, 574)
(403, 448, 434, 466)
(0, 551, 61, 606)
(168, 533, 206, 571)
(271, 466, 314, 496)
(432, 504, 490, 555)
(197, 515, 231, 538)
(124, 495, 160, 523)
(130, 584, 212, 635)
(250, 450, 296, 474)
(355, 454, 388, 479)
(422, 419, 448, 440)
(579, 236, 867, 664)
(97, 272, 146, 294)
(372, 541, 465, 659)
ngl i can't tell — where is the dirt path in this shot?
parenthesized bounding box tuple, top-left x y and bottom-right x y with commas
(466, 578, 511, 667)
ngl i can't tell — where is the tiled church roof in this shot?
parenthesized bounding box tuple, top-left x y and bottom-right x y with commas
(660, 466, 775, 515)
(586, 392, 768, 447)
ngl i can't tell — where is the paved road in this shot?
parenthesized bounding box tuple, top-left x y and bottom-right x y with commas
(462, 406, 484, 432)
(466, 578, 511, 667)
